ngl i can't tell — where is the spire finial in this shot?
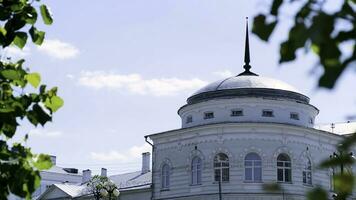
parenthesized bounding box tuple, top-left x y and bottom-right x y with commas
(238, 17, 258, 76)
(244, 17, 250, 70)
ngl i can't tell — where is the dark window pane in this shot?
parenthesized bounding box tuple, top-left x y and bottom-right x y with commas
(214, 169, 221, 181)
(285, 169, 291, 182)
(278, 169, 283, 181)
(245, 168, 252, 180)
(255, 161, 262, 166)
(254, 167, 262, 181)
(222, 168, 229, 181)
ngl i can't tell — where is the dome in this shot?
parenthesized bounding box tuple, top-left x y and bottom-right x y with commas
(193, 76, 301, 95)
(187, 75, 310, 105)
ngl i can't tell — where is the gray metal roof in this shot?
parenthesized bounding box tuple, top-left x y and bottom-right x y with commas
(192, 76, 301, 96)
(187, 76, 309, 105)
(41, 166, 81, 176)
(110, 171, 151, 190)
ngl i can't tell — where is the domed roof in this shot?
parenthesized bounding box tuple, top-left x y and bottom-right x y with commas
(187, 75, 309, 105)
(186, 20, 309, 105)
(192, 76, 301, 95)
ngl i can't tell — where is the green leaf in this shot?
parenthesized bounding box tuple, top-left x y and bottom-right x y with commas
(29, 26, 45, 45)
(0, 26, 7, 36)
(27, 104, 52, 126)
(40, 5, 53, 25)
(13, 32, 28, 49)
(33, 154, 53, 170)
(262, 183, 281, 192)
(271, 0, 283, 16)
(25, 73, 41, 88)
(0, 69, 21, 80)
(334, 174, 355, 195)
(279, 41, 296, 62)
(24, 6, 38, 25)
(307, 187, 328, 200)
(252, 15, 277, 41)
(45, 96, 64, 113)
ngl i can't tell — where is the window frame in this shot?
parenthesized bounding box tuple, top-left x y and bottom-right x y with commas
(302, 158, 312, 185)
(161, 164, 170, 189)
(191, 156, 202, 185)
(277, 153, 292, 183)
(262, 109, 274, 117)
(204, 112, 214, 120)
(244, 153, 262, 182)
(186, 115, 193, 124)
(214, 153, 230, 183)
(290, 112, 299, 120)
(231, 109, 244, 117)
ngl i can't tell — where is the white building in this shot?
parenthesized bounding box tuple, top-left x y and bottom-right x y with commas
(39, 26, 355, 200)
(8, 156, 82, 200)
(145, 27, 355, 200)
(38, 153, 152, 200)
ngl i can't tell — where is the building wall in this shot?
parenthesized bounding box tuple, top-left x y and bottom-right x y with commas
(119, 189, 151, 200)
(150, 123, 342, 200)
(32, 171, 82, 198)
(178, 98, 318, 129)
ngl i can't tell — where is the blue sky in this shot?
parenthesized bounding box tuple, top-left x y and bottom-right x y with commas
(8, 0, 355, 175)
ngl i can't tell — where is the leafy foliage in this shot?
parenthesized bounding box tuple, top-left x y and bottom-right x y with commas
(252, 0, 355, 88)
(0, 0, 61, 199)
(87, 175, 119, 200)
(254, 1, 356, 199)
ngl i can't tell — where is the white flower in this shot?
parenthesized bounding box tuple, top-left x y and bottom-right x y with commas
(100, 188, 108, 197)
(113, 189, 120, 197)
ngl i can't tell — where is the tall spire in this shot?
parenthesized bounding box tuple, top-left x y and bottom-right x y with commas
(238, 17, 258, 76)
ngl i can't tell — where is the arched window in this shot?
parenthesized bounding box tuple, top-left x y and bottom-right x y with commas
(162, 164, 170, 189)
(214, 153, 229, 182)
(245, 153, 262, 182)
(303, 158, 312, 185)
(277, 154, 292, 182)
(191, 157, 202, 185)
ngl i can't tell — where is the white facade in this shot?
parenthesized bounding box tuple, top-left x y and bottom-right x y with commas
(147, 73, 351, 200)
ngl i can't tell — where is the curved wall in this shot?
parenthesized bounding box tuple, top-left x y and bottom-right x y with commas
(178, 98, 319, 128)
(149, 123, 342, 200)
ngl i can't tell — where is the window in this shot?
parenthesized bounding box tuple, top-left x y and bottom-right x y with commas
(204, 112, 214, 119)
(244, 153, 262, 182)
(262, 110, 274, 117)
(191, 157, 202, 185)
(186, 115, 193, 124)
(231, 109, 243, 117)
(214, 153, 229, 182)
(309, 118, 314, 124)
(277, 154, 292, 182)
(303, 158, 312, 185)
(330, 168, 335, 191)
(290, 112, 299, 120)
(162, 164, 170, 189)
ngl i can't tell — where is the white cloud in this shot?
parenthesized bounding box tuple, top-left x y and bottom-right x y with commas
(66, 74, 75, 79)
(90, 143, 151, 162)
(3, 46, 31, 58)
(37, 39, 79, 59)
(29, 129, 63, 138)
(78, 71, 208, 96)
(213, 69, 234, 78)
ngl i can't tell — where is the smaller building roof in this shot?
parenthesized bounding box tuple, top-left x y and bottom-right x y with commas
(315, 121, 356, 135)
(38, 171, 151, 200)
(110, 171, 152, 190)
(41, 165, 81, 176)
(54, 184, 86, 197)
